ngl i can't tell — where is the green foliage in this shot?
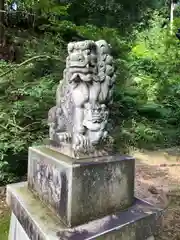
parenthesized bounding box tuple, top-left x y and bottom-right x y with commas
(120, 10, 180, 149)
(0, 213, 10, 240)
(0, 32, 65, 185)
(68, 0, 164, 31)
(7, 0, 69, 15)
(6, 0, 69, 30)
(1, 0, 180, 184)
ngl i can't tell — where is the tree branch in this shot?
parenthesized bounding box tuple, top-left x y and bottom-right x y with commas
(0, 54, 64, 80)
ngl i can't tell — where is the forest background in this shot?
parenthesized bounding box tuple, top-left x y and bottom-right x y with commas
(0, 0, 180, 185)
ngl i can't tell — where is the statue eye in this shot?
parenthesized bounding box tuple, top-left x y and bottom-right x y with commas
(86, 50, 90, 55)
(78, 56, 83, 62)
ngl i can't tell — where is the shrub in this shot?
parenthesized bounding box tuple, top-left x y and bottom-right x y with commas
(0, 32, 65, 185)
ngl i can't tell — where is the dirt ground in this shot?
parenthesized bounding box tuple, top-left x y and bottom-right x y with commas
(1, 148, 180, 239)
(134, 148, 180, 240)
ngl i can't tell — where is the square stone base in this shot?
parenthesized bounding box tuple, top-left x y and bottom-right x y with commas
(7, 182, 163, 240)
(9, 213, 29, 240)
(28, 146, 135, 227)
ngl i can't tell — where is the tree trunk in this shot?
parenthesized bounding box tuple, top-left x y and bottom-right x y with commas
(170, 0, 175, 35)
(0, 0, 5, 44)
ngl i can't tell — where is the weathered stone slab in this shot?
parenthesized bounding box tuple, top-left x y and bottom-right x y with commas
(7, 182, 163, 240)
(27, 146, 135, 227)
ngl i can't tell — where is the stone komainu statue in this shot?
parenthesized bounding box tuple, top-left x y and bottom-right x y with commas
(48, 40, 116, 157)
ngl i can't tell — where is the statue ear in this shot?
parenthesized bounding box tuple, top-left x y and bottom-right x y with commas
(68, 43, 74, 53)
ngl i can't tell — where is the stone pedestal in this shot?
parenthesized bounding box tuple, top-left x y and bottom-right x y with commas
(7, 146, 163, 240)
(9, 213, 29, 240)
(28, 146, 135, 227)
(7, 182, 162, 240)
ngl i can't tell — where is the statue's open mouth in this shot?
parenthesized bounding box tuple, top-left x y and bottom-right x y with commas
(88, 115, 102, 123)
(70, 72, 94, 82)
(69, 66, 95, 73)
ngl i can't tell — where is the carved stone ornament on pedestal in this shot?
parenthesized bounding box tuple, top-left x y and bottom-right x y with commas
(47, 40, 116, 158)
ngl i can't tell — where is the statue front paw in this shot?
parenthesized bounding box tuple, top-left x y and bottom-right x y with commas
(57, 132, 72, 143)
(73, 134, 90, 152)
